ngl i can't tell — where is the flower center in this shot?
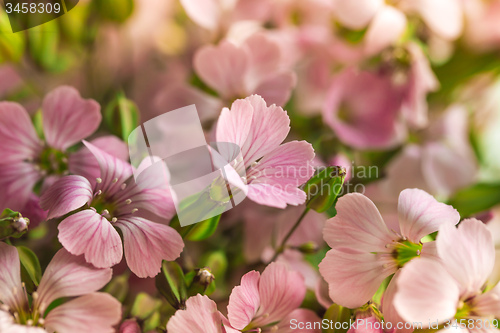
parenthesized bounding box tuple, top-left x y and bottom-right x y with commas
(392, 240, 423, 268)
(2, 285, 45, 328)
(35, 147, 69, 176)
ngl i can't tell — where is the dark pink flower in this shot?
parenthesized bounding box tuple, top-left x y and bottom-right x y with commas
(0, 86, 127, 222)
(40, 141, 184, 278)
(0, 242, 121, 333)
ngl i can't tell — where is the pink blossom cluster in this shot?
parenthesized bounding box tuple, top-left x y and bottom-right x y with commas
(1, 0, 500, 331)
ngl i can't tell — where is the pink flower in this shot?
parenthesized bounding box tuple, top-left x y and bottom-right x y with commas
(333, 0, 463, 42)
(195, 34, 297, 106)
(319, 188, 460, 309)
(394, 218, 500, 324)
(40, 141, 184, 278)
(0, 86, 127, 224)
(216, 95, 315, 208)
(119, 319, 141, 333)
(226, 262, 317, 331)
(167, 294, 233, 333)
(167, 262, 320, 333)
(322, 68, 407, 149)
(180, 0, 271, 33)
(0, 242, 121, 333)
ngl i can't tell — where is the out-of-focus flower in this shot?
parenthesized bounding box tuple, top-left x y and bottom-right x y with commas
(322, 68, 407, 149)
(0, 86, 127, 224)
(319, 188, 460, 309)
(216, 95, 315, 208)
(180, 0, 271, 35)
(463, 0, 500, 51)
(0, 65, 22, 99)
(40, 141, 184, 278)
(333, 0, 463, 45)
(194, 34, 297, 106)
(119, 318, 141, 333)
(395, 219, 500, 324)
(0, 242, 121, 332)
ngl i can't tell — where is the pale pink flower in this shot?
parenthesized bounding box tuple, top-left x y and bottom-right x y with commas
(226, 262, 319, 331)
(0, 242, 121, 333)
(194, 34, 297, 106)
(216, 95, 315, 208)
(167, 294, 234, 333)
(180, 0, 271, 34)
(319, 189, 460, 309)
(394, 218, 500, 325)
(0, 86, 127, 225)
(168, 263, 319, 333)
(333, 0, 463, 43)
(40, 141, 184, 278)
(463, 0, 500, 51)
(119, 319, 141, 333)
(322, 68, 407, 149)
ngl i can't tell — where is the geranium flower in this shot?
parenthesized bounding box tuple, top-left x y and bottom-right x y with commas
(0, 86, 127, 225)
(0, 242, 121, 333)
(40, 141, 184, 278)
(394, 218, 500, 325)
(216, 95, 315, 208)
(319, 188, 460, 309)
(167, 263, 320, 333)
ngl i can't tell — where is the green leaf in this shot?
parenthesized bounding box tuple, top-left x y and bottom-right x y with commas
(0, 12, 25, 63)
(103, 273, 129, 303)
(155, 261, 187, 310)
(171, 213, 221, 241)
(17, 246, 42, 287)
(305, 166, 346, 213)
(104, 92, 139, 141)
(94, 0, 134, 22)
(131, 292, 161, 320)
(322, 304, 352, 333)
(447, 183, 500, 218)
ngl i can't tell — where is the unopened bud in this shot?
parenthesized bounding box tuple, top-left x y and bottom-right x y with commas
(294, 241, 319, 254)
(304, 166, 346, 213)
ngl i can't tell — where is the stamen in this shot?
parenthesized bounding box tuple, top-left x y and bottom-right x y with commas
(125, 199, 132, 205)
(27, 319, 33, 326)
(111, 217, 117, 223)
(101, 209, 110, 216)
(32, 292, 39, 300)
(90, 207, 97, 212)
(61, 157, 68, 163)
(38, 318, 45, 325)
(416, 250, 421, 256)
(112, 178, 118, 183)
(0, 304, 9, 312)
(96, 190, 102, 196)
(96, 178, 102, 183)
(251, 161, 259, 167)
(121, 183, 127, 190)
(131, 208, 138, 213)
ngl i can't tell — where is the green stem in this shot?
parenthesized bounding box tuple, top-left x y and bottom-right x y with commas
(269, 207, 310, 262)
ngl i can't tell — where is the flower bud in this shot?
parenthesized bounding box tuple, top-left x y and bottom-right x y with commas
(294, 241, 319, 254)
(304, 166, 346, 213)
(0, 209, 29, 240)
(186, 267, 215, 297)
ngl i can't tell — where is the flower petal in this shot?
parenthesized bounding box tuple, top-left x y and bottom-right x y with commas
(394, 258, 460, 324)
(275, 309, 322, 333)
(333, 0, 383, 29)
(44, 293, 121, 333)
(0, 310, 46, 333)
(40, 175, 93, 219)
(69, 136, 129, 186)
(194, 41, 248, 99)
(255, 262, 306, 326)
(0, 161, 40, 212)
(227, 270, 260, 329)
(319, 248, 394, 309)
(21, 194, 48, 229)
(364, 6, 407, 56)
(83, 140, 134, 196)
(245, 141, 315, 208)
(167, 294, 224, 333)
(0, 102, 41, 162)
(119, 319, 141, 333)
(0, 242, 24, 309)
(416, 0, 463, 40)
(472, 283, 500, 318)
(179, 0, 223, 30)
(397, 188, 460, 243)
(58, 210, 123, 269)
(254, 72, 297, 107)
(381, 273, 414, 333)
(437, 218, 495, 299)
(36, 248, 112, 312)
(323, 193, 393, 253)
(115, 216, 184, 278)
(42, 86, 101, 151)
